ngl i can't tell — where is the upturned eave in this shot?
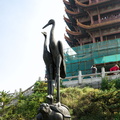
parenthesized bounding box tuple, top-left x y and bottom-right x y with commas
(64, 16, 72, 23)
(64, 34, 72, 43)
(66, 28, 81, 36)
(63, 0, 71, 6)
(77, 19, 120, 30)
(75, 0, 113, 8)
(65, 8, 80, 16)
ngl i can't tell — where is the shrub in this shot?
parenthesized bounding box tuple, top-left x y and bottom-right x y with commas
(0, 80, 120, 119)
(101, 77, 120, 90)
(0, 81, 48, 120)
(61, 87, 120, 120)
(114, 78, 120, 89)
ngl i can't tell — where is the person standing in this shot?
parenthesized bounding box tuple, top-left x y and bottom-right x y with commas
(91, 65, 97, 78)
(91, 65, 97, 74)
(110, 64, 119, 75)
(110, 64, 119, 71)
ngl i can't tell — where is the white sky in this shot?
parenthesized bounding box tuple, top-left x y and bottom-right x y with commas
(0, 0, 69, 93)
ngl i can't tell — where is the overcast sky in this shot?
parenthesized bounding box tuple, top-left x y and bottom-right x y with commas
(0, 0, 69, 93)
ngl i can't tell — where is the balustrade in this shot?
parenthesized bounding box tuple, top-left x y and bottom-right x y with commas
(93, 13, 120, 24)
(91, 0, 107, 4)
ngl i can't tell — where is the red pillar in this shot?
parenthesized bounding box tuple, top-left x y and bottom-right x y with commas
(97, 7, 101, 23)
(99, 29, 103, 41)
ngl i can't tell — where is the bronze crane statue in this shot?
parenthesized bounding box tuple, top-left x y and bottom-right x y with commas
(42, 19, 66, 103)
(41, 32, 55, 104)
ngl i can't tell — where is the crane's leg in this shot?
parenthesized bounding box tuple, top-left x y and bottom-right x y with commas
(46, 64, 54, 104)
(49, 64, 54, 95)
(56, 55, 62, 103)
(45, 68, 50, 95)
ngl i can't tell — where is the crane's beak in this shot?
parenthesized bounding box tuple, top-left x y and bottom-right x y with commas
(42, 23, 49, 29)
(41, 32, 47, 36)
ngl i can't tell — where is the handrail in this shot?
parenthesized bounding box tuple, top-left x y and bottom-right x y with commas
(65, 75, 78, 80)
(6, 80, 46, 106)
(64, 69, 120, 82)
(62, 68, 120, 87)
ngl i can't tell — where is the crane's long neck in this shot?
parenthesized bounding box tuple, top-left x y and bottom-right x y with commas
(44, 35, 47, 51)
(50, 23, 55, 43)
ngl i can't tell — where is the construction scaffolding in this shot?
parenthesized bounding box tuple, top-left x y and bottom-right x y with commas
(64, 38, 120, 77)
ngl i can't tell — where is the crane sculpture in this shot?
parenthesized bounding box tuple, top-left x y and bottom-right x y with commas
(41, 32, 54, 103)
(42, 19, 66, 103)
(36, 20, 71, 120)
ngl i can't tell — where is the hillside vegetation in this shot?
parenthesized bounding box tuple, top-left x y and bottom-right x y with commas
(0, 78, 120, 120)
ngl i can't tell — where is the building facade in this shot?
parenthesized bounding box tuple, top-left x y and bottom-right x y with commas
(63, 0, 120, 77)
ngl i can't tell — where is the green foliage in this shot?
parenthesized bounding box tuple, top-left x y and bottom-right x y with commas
(0, 90, 13, 107)
(0, 90, 13, 119)
(0, 80, 47, 120)
(61, 87, 120, 120)
(0, 79, 120, 120)
(101, 77, 120, 90)
(114, 78, 120, 89)
(113, 112, 120, 120)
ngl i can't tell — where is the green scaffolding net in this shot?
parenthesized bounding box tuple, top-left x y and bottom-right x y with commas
(64, 38, 120, 78)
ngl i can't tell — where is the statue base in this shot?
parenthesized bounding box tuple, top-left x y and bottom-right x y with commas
(36, 102, 71, 120)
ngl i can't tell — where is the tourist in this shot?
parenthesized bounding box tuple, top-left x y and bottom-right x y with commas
(91, 65, 97, 74)
(91, 65, 97, 77)
(110, 64, 119, 71)
(110, 64, 119, 74)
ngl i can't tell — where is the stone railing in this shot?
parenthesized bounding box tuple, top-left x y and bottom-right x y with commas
(3, 68, 120, 106)
(62, 67, 120, 88)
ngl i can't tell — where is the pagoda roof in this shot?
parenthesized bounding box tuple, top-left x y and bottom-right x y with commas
(65, 8, 80, 16)
(66, 28, 82, 36)
(63, 0, 72, 11)
(77, 19, 120, 30)
(64, 15, 77, 26)
(63, 0, 70, 6)
(64, 16, 76, 31)
(64, 34, 93, 47)
(64, 16, 71, 23)
(64, 34, 72, 43)
(69, 0, 76, 6)
(63, 0, 77, 9)
(64, 35, 77, 47)
(75, 0, 114, 8)
(66, 27, 89, 39)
